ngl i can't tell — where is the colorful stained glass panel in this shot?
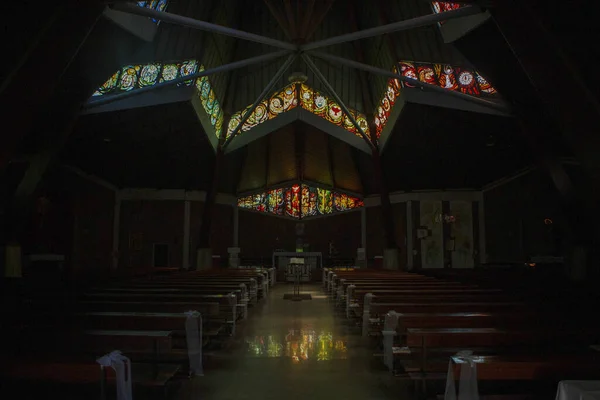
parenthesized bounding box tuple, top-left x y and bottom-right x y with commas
(397, 60, 497, 96)
(139, 63, 160, 87)
(194, 68, 224, 138)
(238, 184, 362, 219)
(137, 0, 169, 23)
(227, 84, 298, 139)
(431, 2, 462, 24)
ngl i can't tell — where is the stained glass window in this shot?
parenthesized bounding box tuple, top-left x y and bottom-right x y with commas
(374, 67, 402, 138)
(333, 192, 364, 212)
(227, 84, 298, 139)
(195, 66, 224, 138)
(92, 60, 199, 97)
(92, 59, 224, 138)
(137, 0, 169, 23)
(226, 83, 370, 141)
(431, 2, 462, 25)
(397, 60, 497, 96)
(299, 84, 370, 139)
(238, 183, 362, 220)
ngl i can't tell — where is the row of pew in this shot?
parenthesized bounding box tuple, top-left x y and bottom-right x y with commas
(323, 267, 600, 398)
(1, 267, 274, 400)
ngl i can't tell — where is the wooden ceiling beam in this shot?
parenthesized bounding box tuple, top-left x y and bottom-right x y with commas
(376, 0, 402, 65)
(283, 0, 298, 40)
(303, 0, 335, 41)
(348, 0, 375, 117)
(298, 0, 316, 40)
(263, 0, 293, 40)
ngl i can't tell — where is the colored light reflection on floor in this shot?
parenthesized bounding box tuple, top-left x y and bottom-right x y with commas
(246, 330, 347, 362)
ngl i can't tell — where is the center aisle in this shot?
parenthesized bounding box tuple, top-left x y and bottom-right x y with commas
(187, 283, 409, 400)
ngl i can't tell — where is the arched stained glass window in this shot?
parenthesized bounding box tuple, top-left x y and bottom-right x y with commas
(237, 183, 362, 220)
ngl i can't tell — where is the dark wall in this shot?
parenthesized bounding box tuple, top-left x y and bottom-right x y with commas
(119, 200, 183, 275)
(304, 211, 361, 259)
(238, 209, 362, 261)
(484, 169, 565, 263)
(29, 168, 115, 283)
(190, 202, 233, 267)
(366, 203, 407, 268)
(70, 175, 115, 282)
(239, 212, 296, 260)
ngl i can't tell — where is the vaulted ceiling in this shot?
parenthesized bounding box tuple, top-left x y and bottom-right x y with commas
(59, 0, 574, 195)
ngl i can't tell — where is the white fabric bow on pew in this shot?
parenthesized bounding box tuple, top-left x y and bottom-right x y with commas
(444, 350, 479, 400)
(184, 310, 204, 376)
(96, 350, 133, 400)
(382, 311, 400, 370)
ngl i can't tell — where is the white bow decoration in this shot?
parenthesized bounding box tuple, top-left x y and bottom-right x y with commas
(382, 311, 399, 370)
(444, 350, 479, 400)
(96, 350, 133, 400)
(184, 310, 204, 376)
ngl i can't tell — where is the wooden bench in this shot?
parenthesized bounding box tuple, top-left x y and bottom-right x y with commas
(393, 327, 600, 375)
(0, 358, 182, 400)
(116, 282, 256, 306)
(75, 300, 236, 335)
(360, 302, 528, 337)
(140, 276, 263, 301)
(81, 292, 239, 327)
(71, 311, 222, 337)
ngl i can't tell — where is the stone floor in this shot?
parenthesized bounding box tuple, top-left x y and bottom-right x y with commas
(181, 283, 413, 400)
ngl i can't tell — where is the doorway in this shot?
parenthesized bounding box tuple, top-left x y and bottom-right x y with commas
(153, 243, 170, 268)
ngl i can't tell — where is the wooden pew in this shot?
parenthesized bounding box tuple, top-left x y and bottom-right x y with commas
(394, 312, 549, 332)
(75, 300, 236, 336)
(362, 302, 528, 337)
(88, 286, 249, 320)
(336, 282, 482, 305)
(0, 358, 182, 400)
(140, 276, 262, 302)
(81, 292, 239, 331)
(54, 311, 222, 351)
(447, 353, 600, 381)
(16, 328, 177, 379)
(394, 326, 600, 378)
(348, 288, 506, 311)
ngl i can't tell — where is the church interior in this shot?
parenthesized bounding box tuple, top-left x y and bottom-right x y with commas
(2, 0, 600, 399)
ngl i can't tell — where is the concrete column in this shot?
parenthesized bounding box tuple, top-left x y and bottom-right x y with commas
(112, 192, 121, 270)
(360, 207, 367, 250)
(233, 205, 239, 247)
(406, 201, 413, 270)
(183, 200, 191, 270)
(478, 197, 487, 264)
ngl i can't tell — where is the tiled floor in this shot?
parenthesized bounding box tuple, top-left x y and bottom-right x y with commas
(182, 283, 412, 400)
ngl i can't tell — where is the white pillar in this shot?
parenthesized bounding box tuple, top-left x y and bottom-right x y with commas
(183, 200, 191, 270)
(361, 207, 367, 250)
(112, 192, 121, 270)
(233, 206, 239, 247)
(478, 196, 487, 264)
(406, 201, 413, 270)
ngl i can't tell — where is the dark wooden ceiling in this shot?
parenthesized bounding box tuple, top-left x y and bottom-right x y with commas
(61, 99, 573, 194)
(55, 0, 578, 194)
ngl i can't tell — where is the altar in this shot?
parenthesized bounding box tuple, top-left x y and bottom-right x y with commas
(272, 251, 322, 282)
